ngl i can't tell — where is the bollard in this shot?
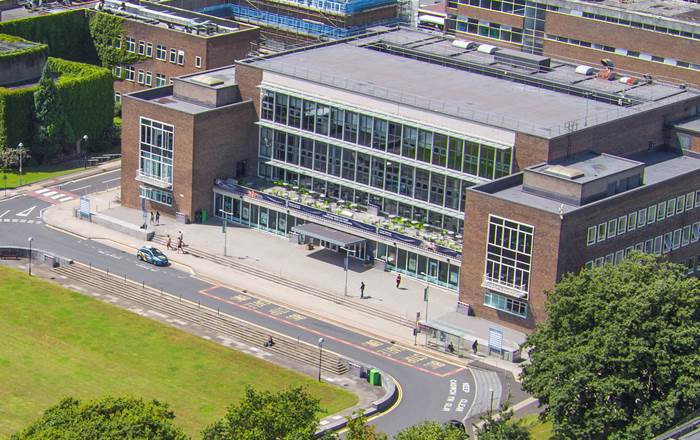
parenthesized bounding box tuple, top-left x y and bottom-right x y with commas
(217, 308, 220, 315)
(89, 262, 92, 271)
(142, 281, 145, 290)
(198, 301, 200, 309)
(160, 288, 163, 297)
(106, 268, 109, 275)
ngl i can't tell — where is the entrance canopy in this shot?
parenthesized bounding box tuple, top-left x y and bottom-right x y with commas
(292, 223, 364, 247)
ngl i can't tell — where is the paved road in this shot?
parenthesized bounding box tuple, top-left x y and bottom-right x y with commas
(0, 171, 526, 435)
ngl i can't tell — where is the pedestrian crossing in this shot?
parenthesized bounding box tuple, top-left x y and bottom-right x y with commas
(1, 218, 42, 224)
(30, 187, 76, 203)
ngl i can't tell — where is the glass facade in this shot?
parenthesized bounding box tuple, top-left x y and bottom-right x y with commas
(484, 215, 533, 296)
(139, 117, 174, 184)
(258, 89, 513, 232)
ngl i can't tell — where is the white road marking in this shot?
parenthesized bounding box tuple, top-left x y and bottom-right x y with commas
(19, 219, 26, 223)
(35, 188, 50, 194)
(69, 185, 91, 191)
(38, 207, 48, 218)
(42, 191, 57, 197)
(16, 206, 36, 217)
(58, 196, 73, 202)
(50, 193, 64, 200)
(11, 219, 18, 222)
(0, 210, 9, 218)
(102, 177, 120, 184)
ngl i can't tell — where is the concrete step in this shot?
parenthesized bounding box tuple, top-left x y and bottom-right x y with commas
(151, 235, 414, 328)
(54, 263, 348, 375)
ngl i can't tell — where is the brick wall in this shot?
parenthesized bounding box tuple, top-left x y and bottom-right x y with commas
(121, 92, 195, 218)
(448, 5, 524, 28)
(546, 12, 700, 67)
(460, 189, 562, 331)
(190, 101, 258, 216)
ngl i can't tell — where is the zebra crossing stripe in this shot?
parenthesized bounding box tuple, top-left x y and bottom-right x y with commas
(58, 196, 73, 202)
(43, 191, 57, 197)
(35, 188, 50, 194)
(50, 193, 64, 200)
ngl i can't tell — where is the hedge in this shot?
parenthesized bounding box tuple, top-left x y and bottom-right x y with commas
(0, 57, 113, 151)
(0, 10, 97, 63)
(0, 33, 47, 62)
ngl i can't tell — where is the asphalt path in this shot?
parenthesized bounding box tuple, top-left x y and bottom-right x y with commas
(0, 172, 527, 435)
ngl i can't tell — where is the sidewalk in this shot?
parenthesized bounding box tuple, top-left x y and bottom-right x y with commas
(0, 159, 121, 200)
(43, 187, 524, 377)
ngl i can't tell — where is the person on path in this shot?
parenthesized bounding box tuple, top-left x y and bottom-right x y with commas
(166, 234, 172, 250)
(155, 211, 160, 225)
(150, 211, 154, 225)
(360, 281, 365, 299)
(472, 339, 478, 355)
(176, 236, 183, 254)
(396, 273, 402, 289)
(178, 230, 183, 242)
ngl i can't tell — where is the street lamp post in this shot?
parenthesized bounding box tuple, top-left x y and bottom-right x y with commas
(317, 337, 324, 382)
(340, 246, 356, 297)
(18, 142, 24, 187)
(27, 236, 33, 276)
(420, 272, 432, 346)
(219, 208, 233, 257)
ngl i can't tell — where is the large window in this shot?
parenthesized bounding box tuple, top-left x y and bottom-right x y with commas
(139, 118, 174, 184)
(140, 186, 172, 205)
(484, 291, 527, 318)
(484, 215, 533, 296)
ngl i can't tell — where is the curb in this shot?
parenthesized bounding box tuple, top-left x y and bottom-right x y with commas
(0, 160, 120, 200)
(316, 368, 400, 436)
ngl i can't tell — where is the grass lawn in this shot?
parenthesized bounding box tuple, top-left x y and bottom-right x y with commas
(1, 164, 84, 189)
(0, 266, 357, 438)
(519, 413, 553, 440)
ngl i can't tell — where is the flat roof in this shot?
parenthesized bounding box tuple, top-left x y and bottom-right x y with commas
(675, 117, 700, 135)
(98, 0, 254, 36)
(473, 150, 700, 213)
(242, 27, 699, 138)
(528, 152, 643, 184)
(292, 222, 365, 246)
(181, 66, 237, 88)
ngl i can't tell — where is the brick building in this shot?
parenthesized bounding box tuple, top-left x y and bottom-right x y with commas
(121, 67, 258, 220)
(95, 0, 259, 100)
(121, 27, 700, 343)
(443, 0, 700, 87)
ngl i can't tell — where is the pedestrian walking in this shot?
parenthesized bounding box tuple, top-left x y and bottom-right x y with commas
(178, 230, 183, 242)
(155, 211, 160, 225)
(396, 273, 402, 289)
(472, 339, 478, 355)
(149, 211, 154, 225)
(177, 236, 183, 254)
(166, 234, 172, 250)
(360, 281, 365, 299)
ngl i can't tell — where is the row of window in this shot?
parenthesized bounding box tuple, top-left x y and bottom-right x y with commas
(260, 90, 513, 181)
(452, 17, 524, 44)
(545, 33, 700, 72)
(140, 118, 174, 184)
(587, 190, 699, 246)
(260, 127, 476, 213)
(449, 0, 700, 42)
(140, 186, 173, 206)
(586, 221, 700, 268)
(484, 290, 528, 318)
(114, 66, 169, 88)
(123, 37, 202, 68)
(262, 165, 465, 233)
(484, 215, 534, 295)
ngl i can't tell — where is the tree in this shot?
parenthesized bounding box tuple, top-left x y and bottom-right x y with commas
(33, 64, 73, 163)
(201, 386, 323, 440)
(474, 402, 530, 440)
(394, 421, 468, 440)
(0, 146, 31, 170)
(520, 253, 700, 440)
(10, 396, 188, 440)
(345, 409, 388, 440)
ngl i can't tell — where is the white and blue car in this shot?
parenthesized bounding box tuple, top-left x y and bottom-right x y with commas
(136, 245, 169, 266)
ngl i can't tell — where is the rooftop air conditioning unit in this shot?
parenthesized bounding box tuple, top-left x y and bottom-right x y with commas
(575, 65, 595, 75)
(452, 39, 477, 49)
(477, 44, 499, 54)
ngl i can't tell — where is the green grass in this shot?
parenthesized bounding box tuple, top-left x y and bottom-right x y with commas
(0, 266, 357, 438)
(1, 164, 84, 189)
(518, 413, 553, 440)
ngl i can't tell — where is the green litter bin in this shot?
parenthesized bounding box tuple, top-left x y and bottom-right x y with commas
(202, 209, 207, 223)
(368, 368, 382, 386)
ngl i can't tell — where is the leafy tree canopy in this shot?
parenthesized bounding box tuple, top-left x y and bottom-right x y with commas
(345, 409, 388, 440)
(32, 63, 73, 162)
(202, 386, 323, 440)
(394, 421, 468, 440)
(521, 253, 700, 440)
(10, 396, 189, 440)
(474, 401, 530, 440)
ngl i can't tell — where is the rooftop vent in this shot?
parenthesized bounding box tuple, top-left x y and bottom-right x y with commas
(192, 75, 224, 86)
(544, 165, 585, 179)
(575, 65, 596, 75)
(477, 44, 499, 55)
(452, 39, 477, 49)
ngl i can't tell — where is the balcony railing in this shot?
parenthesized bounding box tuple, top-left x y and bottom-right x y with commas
(481, 275, 529, 299)
(136, 171, 172, 190)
